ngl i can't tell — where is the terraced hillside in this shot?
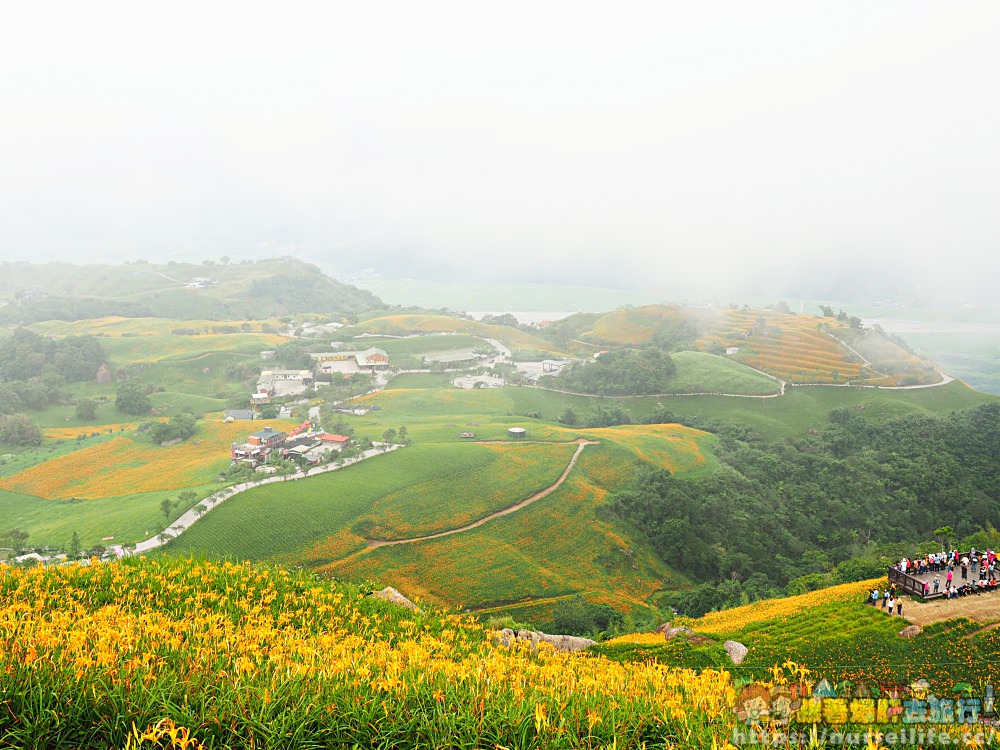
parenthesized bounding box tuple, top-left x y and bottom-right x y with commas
(550, 304, 943, 387)
(0, 414, 300, 549)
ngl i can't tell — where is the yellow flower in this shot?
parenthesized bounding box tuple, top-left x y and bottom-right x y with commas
(586, 707, 602, 732)
(534, 703, 549, 732)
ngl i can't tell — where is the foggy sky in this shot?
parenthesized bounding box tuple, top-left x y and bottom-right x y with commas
(2, 2, 999, 301)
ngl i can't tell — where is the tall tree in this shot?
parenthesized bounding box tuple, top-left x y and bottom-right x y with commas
(115, 382, 152, 415)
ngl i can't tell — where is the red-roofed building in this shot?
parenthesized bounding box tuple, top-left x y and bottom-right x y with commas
(317, 433, 351, 450)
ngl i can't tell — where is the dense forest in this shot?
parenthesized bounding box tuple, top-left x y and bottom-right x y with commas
(609, 403, 1000, 615)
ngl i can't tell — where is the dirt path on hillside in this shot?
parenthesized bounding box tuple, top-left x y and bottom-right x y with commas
(900, 595, 1000, 628)
(365, 439, 598, 551)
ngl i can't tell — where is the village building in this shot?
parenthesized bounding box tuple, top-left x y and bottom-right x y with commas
(256, 369, 314, 397)
(231, 426, 287, 462)
(280, 435, 319, 460)
(223, 409, 255, 422)
(310, 347, 389, 374)
(316, 432, 351, 450)
(275, 431, 352, 465)
(422, 349, 480, 368)
(298, 322, 345, 338)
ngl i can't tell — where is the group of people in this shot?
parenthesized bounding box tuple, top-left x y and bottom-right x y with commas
(868, 584, 904, 615)
(942, 579, 999, 598)
(891, 548, 1000, 600)
(897, 548, 998, 582)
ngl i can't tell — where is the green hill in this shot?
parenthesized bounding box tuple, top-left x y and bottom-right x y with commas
(0, 258, 383, 322)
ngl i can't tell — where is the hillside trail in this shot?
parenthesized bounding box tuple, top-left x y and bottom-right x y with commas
(363, 438, 598, 552)
(899, 594, 1000, 629)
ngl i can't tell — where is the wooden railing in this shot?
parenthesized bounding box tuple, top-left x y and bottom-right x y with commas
(886, 566, 940, 598)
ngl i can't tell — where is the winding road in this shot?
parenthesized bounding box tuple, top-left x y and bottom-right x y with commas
(365, 439, 597, 550)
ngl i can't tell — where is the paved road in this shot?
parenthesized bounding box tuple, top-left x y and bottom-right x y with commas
(118, 444, 400, 555)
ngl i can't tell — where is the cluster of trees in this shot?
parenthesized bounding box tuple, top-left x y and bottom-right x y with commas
(0, 414, 43, 446)
(0, 376, 67, 415)
(551, 595, 626, 638)
(609, 403, 1000, 616)
(144, 414, 198, 445)
(380, 426, 408, 449)
(271, 340, 316, 370)
(554, 349, 676, 396)
(475, 313, 538, 333)
(161, 491, 199, 523)
(1, 528, 30, 555)
(0, 329, 106, 382)
(0, 298, 154, 326)
(817, 305, 862, 328)
(317, 372, 376, 403)
(560, 404, 634, 428)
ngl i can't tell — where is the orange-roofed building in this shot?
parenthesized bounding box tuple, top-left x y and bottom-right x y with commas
(317, 433, 351, 449)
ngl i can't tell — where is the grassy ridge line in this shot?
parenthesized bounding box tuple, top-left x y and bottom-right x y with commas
(30, 316, 283, 337)
(579, 305, 716, 347)
(1, 258, 381, 319)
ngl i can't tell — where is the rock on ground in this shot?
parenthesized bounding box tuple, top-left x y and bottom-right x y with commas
(512, 629, 596, 652)
(724, 640, 749, 665)
(661, 625, 695, 641)
(493, 628, 516, 649)
(899, 625, 922, 638)
(372, 586, 423, 613)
